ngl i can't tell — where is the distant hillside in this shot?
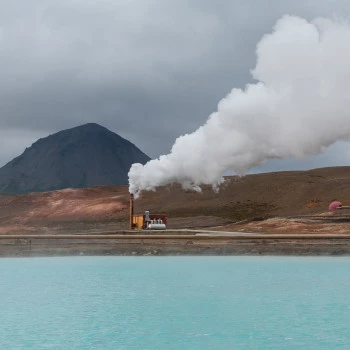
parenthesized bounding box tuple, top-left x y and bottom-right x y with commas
(132, 166, 350, 220)
(1, 166, 350, 234)
(0, 123, 150, 193)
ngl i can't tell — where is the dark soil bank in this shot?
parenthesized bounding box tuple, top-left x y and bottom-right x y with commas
(1, 233, 350, 257)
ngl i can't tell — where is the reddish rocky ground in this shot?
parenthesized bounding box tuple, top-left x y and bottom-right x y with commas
(1, 166, 350, 235)
(209, 216, 350, 234)
(0, 186, 129, 234)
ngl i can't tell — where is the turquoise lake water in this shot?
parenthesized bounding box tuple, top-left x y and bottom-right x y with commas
(0, 256, 349, 349)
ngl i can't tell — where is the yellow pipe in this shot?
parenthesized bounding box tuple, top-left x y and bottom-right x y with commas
(129, 193, 134, 230)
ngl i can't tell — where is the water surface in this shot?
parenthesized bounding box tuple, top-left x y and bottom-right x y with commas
(0, 256, 349, 349)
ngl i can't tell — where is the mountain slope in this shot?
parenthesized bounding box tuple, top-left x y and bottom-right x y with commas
(0, 123, 150, 193)
(1, 166, 350, 234)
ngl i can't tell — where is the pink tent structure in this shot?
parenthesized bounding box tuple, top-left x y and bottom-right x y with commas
(329, 201, 342, 211)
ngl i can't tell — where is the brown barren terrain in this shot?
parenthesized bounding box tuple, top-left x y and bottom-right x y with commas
(1, 166, 350, 255)
(1, 166, 350, 233)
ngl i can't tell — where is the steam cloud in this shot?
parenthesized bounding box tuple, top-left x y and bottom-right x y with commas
(129, 15, 350, 195)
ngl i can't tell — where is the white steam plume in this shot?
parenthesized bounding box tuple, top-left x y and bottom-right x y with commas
(129, 15, 350, 195)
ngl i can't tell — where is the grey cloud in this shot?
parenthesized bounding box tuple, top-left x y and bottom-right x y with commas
(252, 141, 350, 173)
(0, 0, 350, 172)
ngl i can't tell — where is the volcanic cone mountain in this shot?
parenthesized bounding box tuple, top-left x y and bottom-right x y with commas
(0, 123, 150, 194)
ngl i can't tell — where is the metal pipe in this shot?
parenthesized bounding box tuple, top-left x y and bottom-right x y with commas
(129, 193, 134, 230)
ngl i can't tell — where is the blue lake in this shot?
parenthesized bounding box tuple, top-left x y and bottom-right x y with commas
(0, 256, 349, 349)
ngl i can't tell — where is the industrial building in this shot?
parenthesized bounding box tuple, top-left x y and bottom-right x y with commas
(129, 194, 167, 230)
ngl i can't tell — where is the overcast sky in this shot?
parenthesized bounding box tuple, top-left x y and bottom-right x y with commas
(1, 0, 350, 172)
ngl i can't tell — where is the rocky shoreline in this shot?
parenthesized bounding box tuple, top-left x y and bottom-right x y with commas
(1, 232, 350, 257)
